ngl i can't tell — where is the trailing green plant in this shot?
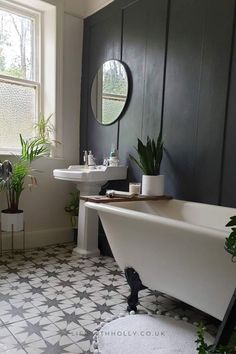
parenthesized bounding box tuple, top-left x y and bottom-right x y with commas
(195, 216, 236, 354)
(0, 134, 49, 213)
(225, 216, 236, 262)
(129, 132, 163, 175)
(196, 324, 234, 353)
(64, 191, 80, 228)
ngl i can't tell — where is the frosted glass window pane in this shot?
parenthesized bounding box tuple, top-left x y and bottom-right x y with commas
(0, 81, 36, 149)
(0, 9, 34, 80)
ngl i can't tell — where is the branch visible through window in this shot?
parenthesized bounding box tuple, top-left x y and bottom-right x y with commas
(0, 1, 40, 152)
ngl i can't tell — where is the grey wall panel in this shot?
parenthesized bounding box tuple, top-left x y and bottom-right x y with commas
(162, 0, 234, 203)
(80, 5, 122, 163)
(81, 0, 236, 207)
(221, 12, 236, 208)
(193, 0, 235, 204)
(161, 0, 206, 200)
(87, 16, 121, 162)
(140, 0, 168, 140)
(118, 0, 148, 181)
(119, 0, 168, 181)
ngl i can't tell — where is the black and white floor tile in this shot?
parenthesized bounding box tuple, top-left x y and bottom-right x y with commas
(0, 243, 218, 353)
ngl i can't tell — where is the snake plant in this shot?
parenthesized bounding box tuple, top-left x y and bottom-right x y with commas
(129, 132, 163, 175)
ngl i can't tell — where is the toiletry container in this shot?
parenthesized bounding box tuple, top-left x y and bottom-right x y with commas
(88, 151, 96, 166)
(109, 147, 119, 166)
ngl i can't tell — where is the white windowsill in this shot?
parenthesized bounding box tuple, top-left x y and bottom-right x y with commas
(0, 150, 65, 162)
(0, 149, 21, 156)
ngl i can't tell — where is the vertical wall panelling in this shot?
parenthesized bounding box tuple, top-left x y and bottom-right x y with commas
(81, 0, 236, 207)
(141, 0, 169, 140)
(119, 0, 148, 181)
(161, 0, 207, 200)
(221, 3, 236, 208)
(119, 0, 168, 181)
(161, 0, 235, 203)
(80, 4, 122, 163)
(193, 0, 235, 204)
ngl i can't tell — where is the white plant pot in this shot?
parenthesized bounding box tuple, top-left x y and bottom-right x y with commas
(1, 210, 24, 232)
(142, 175, 165, 196)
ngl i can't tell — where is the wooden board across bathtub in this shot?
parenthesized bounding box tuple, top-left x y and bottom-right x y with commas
(81, 195, 172, 203)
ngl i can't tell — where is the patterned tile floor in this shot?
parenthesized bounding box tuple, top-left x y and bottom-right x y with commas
(0, 243, 218, 354)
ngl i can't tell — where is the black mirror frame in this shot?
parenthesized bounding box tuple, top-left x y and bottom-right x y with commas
(90, 59, 132, 126)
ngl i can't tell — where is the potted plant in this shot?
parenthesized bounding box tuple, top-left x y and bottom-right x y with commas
(129, 132, 164, 196)
(34, 113, 60, 157)
(196, 323, 234, 353)
(195, 217, 236, 353)
(65, 191, 80, 242)
(225, 216, 236, 262)
(0, 134, 49, 232)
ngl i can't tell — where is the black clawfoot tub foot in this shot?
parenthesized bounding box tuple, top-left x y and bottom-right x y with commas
(124, 267, 147, 312)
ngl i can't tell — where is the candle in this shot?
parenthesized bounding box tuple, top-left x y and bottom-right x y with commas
(129, 183, 141, 195)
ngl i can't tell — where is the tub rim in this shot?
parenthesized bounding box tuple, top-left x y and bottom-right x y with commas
(85, 199, 231, 239)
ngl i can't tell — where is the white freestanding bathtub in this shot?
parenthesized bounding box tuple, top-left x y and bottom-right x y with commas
(86, 199, 236, 321)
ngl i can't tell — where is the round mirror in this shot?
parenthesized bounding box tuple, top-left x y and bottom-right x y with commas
(91, 60, 129, 125)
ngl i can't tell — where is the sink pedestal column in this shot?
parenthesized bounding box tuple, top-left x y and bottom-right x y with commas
(53, 165, 127, 257)
(73, 183, 103, 256)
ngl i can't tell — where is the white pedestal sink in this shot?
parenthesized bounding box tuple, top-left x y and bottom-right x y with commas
(53, 165, 127, 256)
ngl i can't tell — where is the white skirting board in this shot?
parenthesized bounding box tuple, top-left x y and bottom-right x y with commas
(0, 227, 74, 250)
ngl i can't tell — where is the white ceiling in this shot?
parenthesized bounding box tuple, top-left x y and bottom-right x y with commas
(63, 0, 114, 18)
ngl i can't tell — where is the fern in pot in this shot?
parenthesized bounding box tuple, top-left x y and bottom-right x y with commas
(0, 135, 49, 232)
(129, 132, 164, 196)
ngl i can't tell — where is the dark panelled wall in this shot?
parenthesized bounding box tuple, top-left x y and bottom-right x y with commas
(80, 0, 236, 208)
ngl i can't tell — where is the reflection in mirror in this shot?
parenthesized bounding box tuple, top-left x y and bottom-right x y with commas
(91, 60, 129, 125)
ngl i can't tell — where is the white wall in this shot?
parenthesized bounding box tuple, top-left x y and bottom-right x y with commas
(85, 0, 114, 17)
(0, 0, 114, 249)
(64, 0, 114, 18)
(63, 0, 85, 17)
(63, 13, 83, 162)
(0, 3, 83, 249)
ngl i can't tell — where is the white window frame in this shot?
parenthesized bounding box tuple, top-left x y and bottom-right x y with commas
(0, 0, 41, 154)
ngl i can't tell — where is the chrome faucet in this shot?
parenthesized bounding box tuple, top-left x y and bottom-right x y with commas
(83, 150, 88, 166)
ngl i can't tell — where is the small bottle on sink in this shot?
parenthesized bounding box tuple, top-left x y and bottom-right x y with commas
(88, 151, 96, 168)
(109, 146, 119, 166)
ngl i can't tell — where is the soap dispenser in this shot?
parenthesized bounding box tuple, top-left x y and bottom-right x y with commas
(109, 145, 119, 166)
(88, 151, 96, 167)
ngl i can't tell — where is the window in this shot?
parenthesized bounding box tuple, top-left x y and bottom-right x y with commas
(0, 1, 40, 153)
(102, 61, 128, 124)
